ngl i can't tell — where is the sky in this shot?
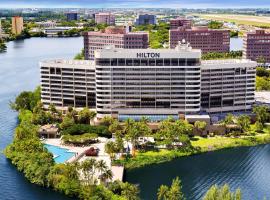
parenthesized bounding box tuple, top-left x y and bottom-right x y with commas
(0, 0, 270, 8)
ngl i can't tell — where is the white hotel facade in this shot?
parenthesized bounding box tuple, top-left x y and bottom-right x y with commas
(40, 43, 256, 120)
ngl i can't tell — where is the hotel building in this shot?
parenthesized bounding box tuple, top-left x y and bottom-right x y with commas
(170, 17, 192, 29)
(95, 13, 115, 25)
(11, 16, 24, 35)
(40, 60, 96, 109)
(243, 29, 270, 63)
(40, 43, 256, 120)
(83, 26, 149, 60)
(170, 26, 230, 54)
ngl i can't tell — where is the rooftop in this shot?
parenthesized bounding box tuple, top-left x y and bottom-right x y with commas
(202, 59, 257, 65)
(255, 91, 270, 104)
(40, 59, 95, 67)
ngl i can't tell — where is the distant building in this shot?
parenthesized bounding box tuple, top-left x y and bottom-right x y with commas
(134, 14, 157, 25)
(95, 13, 115, 25)
(170, 17, 192, 29)
(36, 21, 57, 28)
(83, 26, 149, 60)
(44, 27, 75, 37)
(243, 29, 270, 63)
(170, 26, 230, 54)
(66, 12, 78, 21)
(12, 16, 24, 35)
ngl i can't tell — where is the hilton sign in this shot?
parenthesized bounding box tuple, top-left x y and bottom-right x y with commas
(136, 53, 160, 58)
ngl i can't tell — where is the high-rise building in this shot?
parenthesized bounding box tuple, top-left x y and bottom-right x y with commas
(201, 60, 256, 113)
(134, 14, 157, 25)
(40, 43, 256, 120)
(243, 29, 270, 63)
(12, 16, 24, 35)
(170, 26, 230, 54)
(66, 13, 78, 21)
(95, 13, 115, 25)
(83, 26, 149, 60)
(40, 60, 96, 109)
(170, 17, 192, 29)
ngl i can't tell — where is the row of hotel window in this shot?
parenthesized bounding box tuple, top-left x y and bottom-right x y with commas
(95, 58, 200, 66)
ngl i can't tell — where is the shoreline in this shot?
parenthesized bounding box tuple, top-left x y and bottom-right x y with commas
(117, 134, 270, 170)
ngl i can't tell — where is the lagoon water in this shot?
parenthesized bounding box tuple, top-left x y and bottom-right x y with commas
(0, 36, 259, 200)
(0, 37, 83, 200)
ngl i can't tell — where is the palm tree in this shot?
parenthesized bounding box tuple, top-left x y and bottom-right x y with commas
(80, 158, 97, 185)
(105, 141, 117, 159)
(121, 182, 140, 200)
(157, 185, 169, 200)
(100, 169, 113, 184)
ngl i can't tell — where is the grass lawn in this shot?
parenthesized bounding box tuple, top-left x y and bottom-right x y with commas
(117, 132, 270, 170)
(198, 14, 270, 27)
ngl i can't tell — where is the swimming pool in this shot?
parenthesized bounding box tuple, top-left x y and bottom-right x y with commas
(44, 144, 75, 163)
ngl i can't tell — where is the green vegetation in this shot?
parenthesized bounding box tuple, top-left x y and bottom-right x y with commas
(256, 67, 270, 91)
(203, 184, 241, 200)
(230, 30, 239, 38)
(115, 106, 270, 169)
(0, 39, 7, 53)
(5, 88, 140, 200)
(74, 48, 85, 60)
(62, 133, 98, 145)
(61, 124, 110, 137)
(156, 177, 242, 200)
(208, 20, 223, 29)
(134, 22, 169, 49)
(10, 86, 41, 111)
(202, 51, 242, 60)
(157, 177, 185, 200)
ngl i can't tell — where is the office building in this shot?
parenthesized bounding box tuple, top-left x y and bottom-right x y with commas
(44, 27, 76, 37)
(66, 13, 78, 21)
(40, 43, 256, 120)
(170, 17, 192, 29)
(95, 13, 115, 25)
(12, 16, 24, 35)
(83, 26, 149, 60)
(134, 14, 157, 25)
(170, 26, 230, 54)
(243, 29, 270, 63)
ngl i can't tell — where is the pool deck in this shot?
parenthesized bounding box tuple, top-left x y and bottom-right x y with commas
(111, 166, 124, 182)
(43, 138, 124, 181)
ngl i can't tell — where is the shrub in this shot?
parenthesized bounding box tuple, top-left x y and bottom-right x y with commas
(61, 124, 110, 137)
(62, 133, 98, 146)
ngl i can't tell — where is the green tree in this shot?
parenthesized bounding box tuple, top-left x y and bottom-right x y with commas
(208, 20, 223, 29)
(256, 67, 270, 77)
(237, 115, 251, 133)
(253, 105, 269, 125)
(78, 107, 96, 124)
(157, 177, 185, 200)
(203, 184, 241, 200)
(156, 119, 192, 149)
(10, 86, 41, 111)
(194, 121, 207, 135)
(105, 141, 117, 159)
(60, 116, 75, 130)
(0, 39, 7, 52)
(124, 119, 151, 156)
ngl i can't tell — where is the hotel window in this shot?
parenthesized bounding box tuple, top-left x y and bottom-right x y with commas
(140, 59, 148, 66)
